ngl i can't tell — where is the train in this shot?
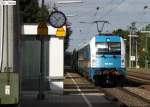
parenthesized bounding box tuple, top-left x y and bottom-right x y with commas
(72, 34, 127, 86)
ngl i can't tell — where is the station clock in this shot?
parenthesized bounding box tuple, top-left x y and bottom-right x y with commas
(49, 11, 67, 28)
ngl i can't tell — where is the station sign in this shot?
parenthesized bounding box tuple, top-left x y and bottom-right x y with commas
(0, 1, 16, 5)
(130, 56, 135, 61)
(128, 35, 138, 37)
(56, 27, 66, 37)
(37, 22, 48, 36)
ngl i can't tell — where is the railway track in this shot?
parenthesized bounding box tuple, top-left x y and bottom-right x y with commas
(128, 72, 150, 81)
(102, 87, 150, 107)
(118, 87, 150, 106)
(127, 70, 150, 85)
(64, 67, 150, 107)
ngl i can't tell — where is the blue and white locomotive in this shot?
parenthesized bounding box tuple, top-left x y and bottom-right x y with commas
(72, 35, 127, 85)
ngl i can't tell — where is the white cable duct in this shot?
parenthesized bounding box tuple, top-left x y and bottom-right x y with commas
(0, 4, 4, 72)
(3, 0, 14, 72)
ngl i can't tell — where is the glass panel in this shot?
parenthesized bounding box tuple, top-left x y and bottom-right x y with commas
(109, 43, 121, 52)
(96, 43, 108, 54)
(96, 43, 108, 52)
(96, 42, 121, 55)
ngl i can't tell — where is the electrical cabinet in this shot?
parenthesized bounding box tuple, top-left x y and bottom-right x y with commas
(0, 72, 19, 105)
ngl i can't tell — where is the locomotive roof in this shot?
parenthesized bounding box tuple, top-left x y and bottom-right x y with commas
(76, 35, 122, 51)
(95, 35, 121, 42)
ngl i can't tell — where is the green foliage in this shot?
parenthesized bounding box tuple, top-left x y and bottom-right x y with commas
(113, 24, 150, 68)
(112, 29, 129, 38)
(64, 26, 72, 50)
(138, 24, 150, 68)
(112, 29, 129, 66)
(20, 0, 71, 50)
(20, 0, 49, 23)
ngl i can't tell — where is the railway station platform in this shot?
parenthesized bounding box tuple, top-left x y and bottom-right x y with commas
(20, 69, 119, 107)
(21, 92, 118, 107)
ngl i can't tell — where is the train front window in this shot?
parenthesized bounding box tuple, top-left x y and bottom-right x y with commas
(96, 42, 121, 55)
(96, 43, 108, 54)
(109, 43, 121, 54)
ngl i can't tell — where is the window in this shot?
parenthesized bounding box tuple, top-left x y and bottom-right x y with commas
(96, 43, 108, 53)
(109, 43, 121, 54)
(96, 42, 121, 55)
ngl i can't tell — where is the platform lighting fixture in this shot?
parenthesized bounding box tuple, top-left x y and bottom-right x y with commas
(66, 14, 76, 17)
(57, 0, 83, 4)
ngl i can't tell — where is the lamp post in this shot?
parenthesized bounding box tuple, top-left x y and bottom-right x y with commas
(57, 0, 83, 4)
(133, 21, 150, 68)
(128, 22, 138, 68)
(140, 31, 150, 69)
(142, 6, 150, 68)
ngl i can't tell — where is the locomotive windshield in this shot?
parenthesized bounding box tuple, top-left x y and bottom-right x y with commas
(96, 42, 121, 55)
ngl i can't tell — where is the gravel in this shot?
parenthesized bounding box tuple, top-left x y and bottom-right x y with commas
(125, 87, 150, 101)
(104, 88, 150, 107)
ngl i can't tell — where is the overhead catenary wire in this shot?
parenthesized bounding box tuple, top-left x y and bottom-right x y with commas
(99, 0, 126, 20)
(94, 0, 115, 16)
(79, 0, 125, 33)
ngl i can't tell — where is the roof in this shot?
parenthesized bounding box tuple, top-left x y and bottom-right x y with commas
(95, 35, 121, 42)
(23, 24, 66, 36)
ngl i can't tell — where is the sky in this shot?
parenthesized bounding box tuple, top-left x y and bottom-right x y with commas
(40, 0, 150, 52)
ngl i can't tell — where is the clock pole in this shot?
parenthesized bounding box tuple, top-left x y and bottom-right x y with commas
(37, 0, 46, 100)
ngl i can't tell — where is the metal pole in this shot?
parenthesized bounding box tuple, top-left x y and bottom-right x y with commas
(42, 0, 44, 7)
(37, 39, 45, 100)
(135, 38, 138, 68)
(131, 27, 134, 68)
(1, 0, 14, 72)
(129, 31, 131, 68)
(145, 35, 148, 69)
(131, 31, 133, 68)
(37, 0, 45, 100)
(0, 4, 4, 72)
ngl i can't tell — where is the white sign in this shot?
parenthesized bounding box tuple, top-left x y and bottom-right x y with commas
(105, 63, 113, 66)
(128, 35, 138, 37)
(130, 56, 135, 61)
(23, 25, 66, 36)
(5, 85, 10, 95)
(141, 31, 150, 33)
(0, 1, 16, 5)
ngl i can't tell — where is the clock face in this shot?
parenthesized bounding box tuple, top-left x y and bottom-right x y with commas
(49, 11, 66, 28)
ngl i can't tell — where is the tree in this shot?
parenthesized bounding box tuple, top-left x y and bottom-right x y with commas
(20, 0, 71, 50)
(138, 24, 150, 68)
(20, 0, 49, 23)
(112, 29, 129, 39)
(112, 29, 129, 66)
(64, 21, 72, 50)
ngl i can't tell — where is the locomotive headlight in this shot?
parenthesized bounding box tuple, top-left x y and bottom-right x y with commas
(121, 59, 125, 67)
(92, 59, 96, 67)
(106, 38, 110, 42)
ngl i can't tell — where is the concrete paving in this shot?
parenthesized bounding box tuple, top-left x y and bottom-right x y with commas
(20, 72, 119, 107)
(20, 92, 118, 107)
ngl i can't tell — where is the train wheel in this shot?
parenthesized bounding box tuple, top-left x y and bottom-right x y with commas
(94, 76, 99, 86)
(117, 76, 125, 87)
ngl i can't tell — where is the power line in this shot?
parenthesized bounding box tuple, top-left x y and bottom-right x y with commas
(99, 0, 126, 20)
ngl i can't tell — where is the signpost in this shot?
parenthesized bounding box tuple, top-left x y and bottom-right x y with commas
(56, 27, 66, 37)
(37, 22, 48, 100)
(37, 22, 48, 36)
